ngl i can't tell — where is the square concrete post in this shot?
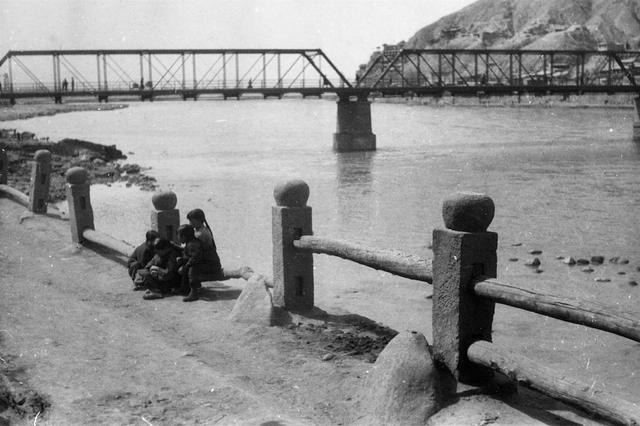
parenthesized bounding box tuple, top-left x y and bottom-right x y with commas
(65, 167, 94, 243)
(0, 148, 7, 185)
(272, 180, 314, 311)
(432, 192, 497, 384)
(28, 150, 52, 213)
(150, 191, 179, 243)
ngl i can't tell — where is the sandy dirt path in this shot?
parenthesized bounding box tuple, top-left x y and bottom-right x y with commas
(0, 198, 379, 425)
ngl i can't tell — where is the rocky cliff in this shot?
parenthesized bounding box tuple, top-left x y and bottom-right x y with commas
(406, 0, 640, 51)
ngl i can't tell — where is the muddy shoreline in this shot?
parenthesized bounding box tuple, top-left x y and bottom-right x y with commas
(0, 103, 158, 202)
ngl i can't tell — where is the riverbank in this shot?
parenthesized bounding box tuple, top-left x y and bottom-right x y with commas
(1, 100, 637, 424)
(0, 103, 158, 201)
(0, 198, 614, 425)
(372, 92, 637, 108)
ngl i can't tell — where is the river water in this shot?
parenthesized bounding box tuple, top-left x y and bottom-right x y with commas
(5, 99, 640, 396)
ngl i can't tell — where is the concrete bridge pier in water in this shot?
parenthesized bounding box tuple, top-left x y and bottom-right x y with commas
(333, 93, 376, 152)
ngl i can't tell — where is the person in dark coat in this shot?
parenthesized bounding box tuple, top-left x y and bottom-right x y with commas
(177, 224, 224, 302)
(141, 238, 183, 300)
(127, 230, 159, 286)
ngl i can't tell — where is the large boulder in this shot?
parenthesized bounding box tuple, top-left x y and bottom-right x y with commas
(229, 274, 288, 326)
(354, 331, 440, 425)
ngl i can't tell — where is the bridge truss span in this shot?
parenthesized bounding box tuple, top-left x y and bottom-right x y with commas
(356, 49, 640, 96)
(0, 49, 353, 102)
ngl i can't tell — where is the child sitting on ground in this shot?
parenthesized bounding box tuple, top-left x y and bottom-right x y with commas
(141, 237, 183, 300)
(177, 224, 225, 302)
(128, 230, 159, 289)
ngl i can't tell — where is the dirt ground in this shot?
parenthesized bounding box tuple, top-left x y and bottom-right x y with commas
(1, 195, 620, 425)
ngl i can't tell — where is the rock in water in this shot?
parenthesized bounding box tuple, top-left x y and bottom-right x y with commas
(562, 257, 576, 266)
(524, 258, 541, 267)
(355, 331, 439, 425)
(590, 256, 604, 265)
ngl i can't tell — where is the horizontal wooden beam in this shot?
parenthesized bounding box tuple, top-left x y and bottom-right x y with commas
(474, 278, 640, 343)
(293, 235, 432, 283)
(0, 184, 29, 207)
(82, 229, 135, 258)
(468, 341, 640, 425)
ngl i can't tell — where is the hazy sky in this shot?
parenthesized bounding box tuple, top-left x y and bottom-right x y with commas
(0, 0, 475, 75)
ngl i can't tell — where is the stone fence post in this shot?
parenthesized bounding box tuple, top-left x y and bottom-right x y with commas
(28, 149, 52, 213)
(0, 148, 7, 185)
(65, 167, 94, 243)
(272, 179, 314, 311)
(432, 192, 497, 384)
(151, 190, 179, 243)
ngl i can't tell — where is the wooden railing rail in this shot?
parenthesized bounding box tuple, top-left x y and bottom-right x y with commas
(468, 341, 640, 426)
(473, 277, 640, 343)
(82, 228, 135, 258)
(293, 235, 432, 283)
(0, 183, 29, 207)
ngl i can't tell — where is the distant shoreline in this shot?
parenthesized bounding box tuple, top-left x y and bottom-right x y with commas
(0, 102, 128, 122)
(371, 92, 637, 110)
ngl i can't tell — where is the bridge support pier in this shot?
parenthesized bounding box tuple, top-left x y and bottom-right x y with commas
(333, 94, 376, 152)
(633, 97, 640, 142)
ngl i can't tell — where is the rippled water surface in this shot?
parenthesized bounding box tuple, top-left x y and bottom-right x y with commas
(5, 100, 640, 392)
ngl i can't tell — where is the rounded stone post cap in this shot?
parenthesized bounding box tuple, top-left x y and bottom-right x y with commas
(442, 192, 495, 232)
(274, 179, 309, 207)
(65, 167, 89, 184)
(34, 149, 52, 163)
(151, 190, 178, 211)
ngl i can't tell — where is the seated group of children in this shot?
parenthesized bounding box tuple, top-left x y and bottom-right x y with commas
(127, 209, 224, 302)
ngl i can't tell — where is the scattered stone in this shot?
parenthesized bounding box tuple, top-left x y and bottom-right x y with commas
(524, 258, 540, 267)
(534, 269, 543, 274)
(508, 258, 518, 262)
(590, 256, 604, 265)
(529, 249, 542, 255)
(576, 259, 590, 265)
(511, 243, 522, 247)
(556, 256, 565, 260)
(322, 353, 335, 362)
(609, 257, 620, 264)
(619, 259, 630, 265)
(562, 257, 576, 266)
(618, 271, 627, 275)
(637, 266, 640, 272)
(629, 281, 638, 286)
(582, 267, 594, 273)
(594, 278, 611, 283)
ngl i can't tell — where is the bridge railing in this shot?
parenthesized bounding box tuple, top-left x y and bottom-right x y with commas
(271, 179, 640, 424)
(2, 78, 347, 95)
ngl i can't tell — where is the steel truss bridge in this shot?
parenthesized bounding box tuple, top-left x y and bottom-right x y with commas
(0, 48, 639, 103)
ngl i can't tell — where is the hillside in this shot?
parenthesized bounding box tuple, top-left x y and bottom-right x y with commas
(357, 0, 640, 78)
(406, 0, 640, 51)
